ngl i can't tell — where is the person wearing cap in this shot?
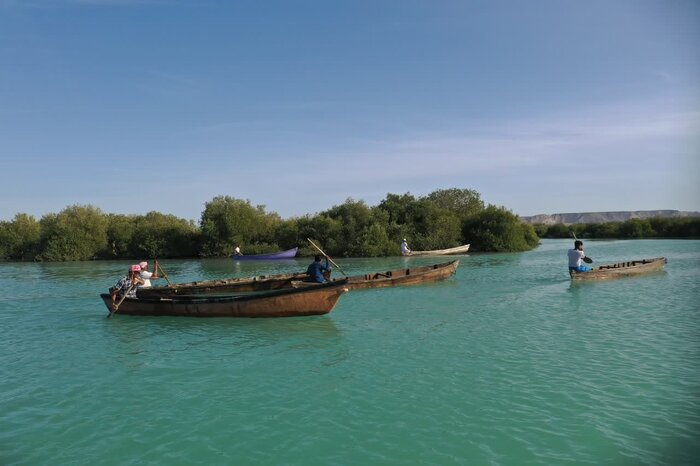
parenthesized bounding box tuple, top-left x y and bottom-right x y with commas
(110, 265, 145, 307)
(137, 260, 160, 288)
(400, 238, 411, 256)
(568, 240, 592, 272)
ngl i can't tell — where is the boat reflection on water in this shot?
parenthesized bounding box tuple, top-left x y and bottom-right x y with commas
(104, 312, 345, 368)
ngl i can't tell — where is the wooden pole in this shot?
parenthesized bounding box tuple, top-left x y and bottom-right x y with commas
(306, 238, 349, 277)
(108, 283, 135, 319)
(156, 260, 172, 285)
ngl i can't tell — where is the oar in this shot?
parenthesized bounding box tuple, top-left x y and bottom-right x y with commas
(155, 259, 172, 285)
(306, 238, 349, 277)
(108, 283, 136, 319)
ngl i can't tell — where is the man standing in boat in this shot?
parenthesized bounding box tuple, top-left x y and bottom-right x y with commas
(137, 260, 160, 288)
(400, 238, 411, 256)
(568, 240, 592, 272)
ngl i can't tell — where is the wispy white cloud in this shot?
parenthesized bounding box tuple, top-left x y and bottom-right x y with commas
(653, 70, 675, 83)
(284, 100, 698, 182)
(235, 97, 698, 215)
(178, 95, 698, 185)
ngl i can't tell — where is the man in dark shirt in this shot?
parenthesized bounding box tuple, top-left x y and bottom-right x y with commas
(306, 255, 332, 283)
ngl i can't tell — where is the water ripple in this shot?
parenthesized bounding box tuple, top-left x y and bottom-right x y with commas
(0, 240, 699, 465)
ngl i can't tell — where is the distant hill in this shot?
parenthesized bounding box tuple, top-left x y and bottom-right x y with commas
(520, 210, 700, 225)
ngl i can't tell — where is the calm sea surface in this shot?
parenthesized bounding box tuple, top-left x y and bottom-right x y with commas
(1, 239, 698, 465)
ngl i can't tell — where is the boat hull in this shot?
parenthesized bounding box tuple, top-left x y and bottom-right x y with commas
(137, 260, 460, 298)
(408, 244, 470, 256)
(102, 281, 348, 317)
(136, 272, 309, 299)
(232, 247, 298, 260)
(570, 257, 667, 281)
(343, 259, 459, 290)
(292, 260, 459, 290)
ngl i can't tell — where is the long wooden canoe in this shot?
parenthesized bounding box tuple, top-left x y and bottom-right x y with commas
(136, 271, 309, 299)
(407, 244, 470, 256)
(232, 247, 298, 260)
(295, 259, 460, 290)
(136, 260, 459, 298)
(569, 257, 667, 281)
(102, 280, 349, 317)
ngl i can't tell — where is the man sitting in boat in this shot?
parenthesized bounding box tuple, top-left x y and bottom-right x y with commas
(110, 264, 145, 307)
(234, 246, 242, 256)
(568, 240, 592, 272)
(306, 255, 332, 283)
(400, 238, 411, 256)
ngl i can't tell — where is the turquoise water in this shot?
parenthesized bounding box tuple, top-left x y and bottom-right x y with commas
(1, 239, 698, 465)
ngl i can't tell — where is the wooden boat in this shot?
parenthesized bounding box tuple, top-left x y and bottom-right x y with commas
(569, 257, 667, 281)
(136, 271, 309, 299)
(102, 280, 349, 317)
(407, 244, 470, 256)
(137, 260, 459, 298)
(296, 259, 460, 290)
(232, 247, 298, 260)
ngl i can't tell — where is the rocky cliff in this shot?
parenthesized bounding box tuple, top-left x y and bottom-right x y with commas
(520, 210, 700, 225)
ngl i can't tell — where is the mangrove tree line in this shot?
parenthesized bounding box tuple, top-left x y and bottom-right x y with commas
(0, 188, 539, 261)
(534, 217, 700, 239)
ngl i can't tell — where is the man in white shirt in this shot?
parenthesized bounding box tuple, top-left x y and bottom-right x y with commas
(400, 239, 411, 256)
(568, 241, 592, 272)
(138, 261, 161, 288)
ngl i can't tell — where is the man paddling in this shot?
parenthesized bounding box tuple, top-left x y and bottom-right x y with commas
(306, 255, 332, 283)
(110, 264, 144, 309)
(568, 240, 592, 272)
(137, 260, 161, 288)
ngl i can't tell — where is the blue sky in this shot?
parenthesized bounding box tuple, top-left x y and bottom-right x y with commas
(1, 0, 698, 221)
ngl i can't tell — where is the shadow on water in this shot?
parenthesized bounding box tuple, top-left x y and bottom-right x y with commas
(97, 313, 349, 373)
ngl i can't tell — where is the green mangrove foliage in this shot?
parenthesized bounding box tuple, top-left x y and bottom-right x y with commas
(0, 213, 40, 261)
(0, 188, 542, 261)
(1, 206, 199, 262)
(462, 206, 539, 252)
(536, 217, 700, 239)
(37, 205, 109, 261)
(132, 212, 200, 259)
(200, 196, 281, 257)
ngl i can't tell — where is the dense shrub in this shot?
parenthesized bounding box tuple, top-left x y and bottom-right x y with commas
(0, 213, 41, 261)
(463, 206, 540, 252)
(200, 196, 281, 256)
(536, 217, 700, 239)
(37, 205, 108, 261)
(1, 187, 547, 261)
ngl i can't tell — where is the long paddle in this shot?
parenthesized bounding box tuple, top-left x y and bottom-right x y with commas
(108, 283, 136, 319)
(155, 259, 172, 285)
(306, 238, 349, 277)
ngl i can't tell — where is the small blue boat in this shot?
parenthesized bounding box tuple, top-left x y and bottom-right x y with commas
(232, 247, 298, 260)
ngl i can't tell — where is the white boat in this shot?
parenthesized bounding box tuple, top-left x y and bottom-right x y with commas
(406, 244, 470, 256)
